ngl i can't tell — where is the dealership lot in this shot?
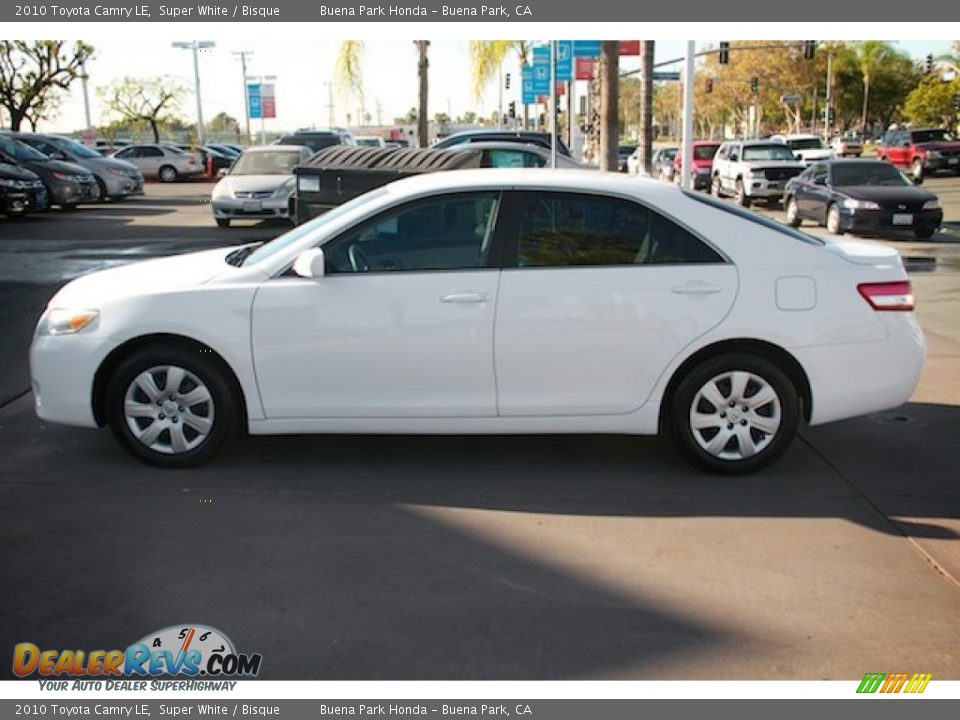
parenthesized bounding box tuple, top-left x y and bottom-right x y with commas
(1, 179, 959, 679)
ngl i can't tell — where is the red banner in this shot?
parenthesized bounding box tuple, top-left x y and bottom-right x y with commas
(261, 83, 276, 119)
(619, 41, 641, 56)
(575, 57, 596, 80)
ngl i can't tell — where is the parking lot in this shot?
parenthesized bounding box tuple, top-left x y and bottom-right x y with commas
(1, 177, 959, 680)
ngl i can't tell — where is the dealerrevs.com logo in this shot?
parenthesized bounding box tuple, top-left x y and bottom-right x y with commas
(13, 624, 262, 680)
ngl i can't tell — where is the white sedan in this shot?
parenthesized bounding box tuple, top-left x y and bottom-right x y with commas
(29, 170, 924, 474)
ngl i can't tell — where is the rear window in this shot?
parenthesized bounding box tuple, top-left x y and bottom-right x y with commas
(681, 190, 824, 246)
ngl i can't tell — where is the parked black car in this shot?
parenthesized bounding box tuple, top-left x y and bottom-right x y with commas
(0, 134, 98, 209)
(0, 161, 48, 216)
(432, 130, 571, 157)
(784, 159, 943, 239)
(275, 130, 355, 154)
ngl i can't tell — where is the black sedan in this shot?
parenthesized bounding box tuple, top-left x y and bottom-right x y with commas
(784, 160, 943, 239)
(0, 133, 98, 209)
(0, 160, 48, 216)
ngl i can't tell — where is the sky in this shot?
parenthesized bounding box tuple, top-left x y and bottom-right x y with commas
(26, 38, 958, 136)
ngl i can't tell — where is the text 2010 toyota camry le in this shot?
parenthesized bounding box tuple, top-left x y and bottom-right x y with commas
(30, 170, 925, 474)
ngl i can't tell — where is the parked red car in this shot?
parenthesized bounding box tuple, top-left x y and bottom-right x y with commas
(673, 141, 721, 190)
(876, 127, 960, 181)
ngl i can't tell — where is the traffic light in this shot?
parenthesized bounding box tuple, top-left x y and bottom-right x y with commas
(705, 78, 713, 94)
(924, 54, 934, 74)
(803, 41, 816, 60)
(508, 101, 516, 119)
(718, 41, 730, 65)
(750, 77, 759, 93)
(505, 73, 511, 90)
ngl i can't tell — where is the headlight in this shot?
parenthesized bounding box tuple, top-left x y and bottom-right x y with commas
(922, 199, 940, 210)
(275, 178, 296, 197)
(926, 151, 942, 159)
(0, 178, 27, 189)
(36, 309, 100, 336)
(51, 172, 83, 183)
(842, 198, 880, 210)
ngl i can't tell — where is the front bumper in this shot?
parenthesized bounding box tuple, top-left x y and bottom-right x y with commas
(213, 194, 292, 220)
(1, 186, 48, 214)
(841, 207, 943, 236)
(101, 171, 145, 197)
(49, 179, 99, 205)
(743, 176, 792, 199)
(31, 332, 111, 428)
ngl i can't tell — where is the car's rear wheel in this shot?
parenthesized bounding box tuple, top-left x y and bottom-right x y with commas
(826, 204, 844, 235)
(711, 175, 721, 197)
(911, 159, 924, 182)
(158, 165, 179, 183)
(785, 196, 802, 227)
(670, 354, 799, 475)
(106, 344, 240, 467)
(735, 179, 750, 207)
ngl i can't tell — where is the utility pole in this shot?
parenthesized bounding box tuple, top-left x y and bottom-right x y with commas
(233, 50, 253, 144)
(550, 40, 558, 168)
(80, 59, 92, 130)
(681, 41, 695, 189)
(824, 50, 833, 143)
(172, 41, 216, 145)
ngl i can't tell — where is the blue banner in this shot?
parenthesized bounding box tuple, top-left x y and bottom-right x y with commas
(521, 65, 535, 105)
(247, 83, 262, 119)
(532, 45, 550, 95)
(555, 40, 572, 82)
(572, 40, 602, 58)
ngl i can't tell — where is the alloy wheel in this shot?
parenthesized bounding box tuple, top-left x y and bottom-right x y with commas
(123, 365, 215, 455)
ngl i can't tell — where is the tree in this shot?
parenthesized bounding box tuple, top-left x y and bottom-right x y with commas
(434, 112, 450, 125)
(414, 41, 430, 148)
(335, 40, 365, 126)
(599, 41, 619, 171)
(903, 76, 960, 127)
(852, 41, 897, 135)
(99, 76, 186, 142)
(0, 40, 93, 130)
(468, 41, 532, 126)
(935, 41, 960, 75)
(206, 111, 239, 135)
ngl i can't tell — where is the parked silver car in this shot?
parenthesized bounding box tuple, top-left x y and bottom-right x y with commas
(110, 144, 203, 182)
(13, 133, 144, 201)
(211, 145, 314, 227)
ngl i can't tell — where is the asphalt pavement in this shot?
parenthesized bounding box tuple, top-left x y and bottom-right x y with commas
(1, 179, 958, 680)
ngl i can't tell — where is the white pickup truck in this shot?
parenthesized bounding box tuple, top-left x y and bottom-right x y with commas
(710, 140, 806, 207)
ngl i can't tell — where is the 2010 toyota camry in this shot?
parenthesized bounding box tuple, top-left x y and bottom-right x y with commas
(29, 170, 925, 474)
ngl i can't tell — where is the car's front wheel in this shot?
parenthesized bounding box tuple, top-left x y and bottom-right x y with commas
(710, 175, 721, 197)
(826, 203, 844, 235)
(735, 179, 750, 207)
(216, 218, 230, 228)
(669, 354, 800, 474)
(105, 344, 240, 467)
(785, 196, 802, 227)
(158, 165, 179, 183)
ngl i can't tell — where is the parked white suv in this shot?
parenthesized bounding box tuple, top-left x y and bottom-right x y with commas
(711, 140, 806, 207)
(772, 134, 834, 164)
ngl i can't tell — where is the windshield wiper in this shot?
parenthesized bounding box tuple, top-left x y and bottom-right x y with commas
(225, 242, 264, 267)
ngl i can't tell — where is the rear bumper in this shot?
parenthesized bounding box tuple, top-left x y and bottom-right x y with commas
(924, 156, 960, 172)
(841, 208, 943, 235)
(795, 313, 925, 426)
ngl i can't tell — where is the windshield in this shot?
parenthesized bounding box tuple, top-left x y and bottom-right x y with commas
(742, 144, 797, 162)
(911, 129, 954, 143)
(786, 138, 824, 150)
(55, 138, 101, 158)
(231, 151, 302, 175)
(660, 149, 677, 161)
(694, 145, 720, 160)
(831, 163, 911, 187)
(241, 187, 390, 266)
(0, 135, 51, 162)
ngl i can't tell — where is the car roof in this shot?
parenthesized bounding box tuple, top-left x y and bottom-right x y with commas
(741, 139, 789, 146)
(242, 144, 310, 154)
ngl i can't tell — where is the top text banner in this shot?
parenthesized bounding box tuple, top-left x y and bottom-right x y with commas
(5, 0, 959, 22)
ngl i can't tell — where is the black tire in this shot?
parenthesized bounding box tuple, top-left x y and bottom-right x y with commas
(158, 165, 179, 183)
(915, 227, 936, 240)
(60, 204, 79, 212)
(668, 353, 800, 475)
(105, 343, 241, 467)
(785, 196, 802, 227)
(94, 177, 108, 202)
(911, 158, 924, 183)
(215, 218, 231, 228)
(710, 175, 721, 197)
(735, 179, 750, 207)
(826, 203, 844, 235)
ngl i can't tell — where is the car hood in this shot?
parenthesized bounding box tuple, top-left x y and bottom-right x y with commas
(49, 247, 237, 307)
(26, 158, 92, 176)
(96, 157, 141, 173)
(839, 185, 936, 203)
(218, 174, 293, 194)
(0, 161, 39, 181)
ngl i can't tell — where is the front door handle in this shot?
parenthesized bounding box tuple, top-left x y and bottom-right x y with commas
(672, 281, 723, 295)
(440, 292, 490, 304)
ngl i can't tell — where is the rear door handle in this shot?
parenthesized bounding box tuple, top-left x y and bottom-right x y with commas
(440, 292, 490, 304)
(672, 282, 723, 295)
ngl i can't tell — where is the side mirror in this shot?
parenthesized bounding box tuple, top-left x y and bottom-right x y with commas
(217, 167, 228, 179)
(292, 247, 325, 279)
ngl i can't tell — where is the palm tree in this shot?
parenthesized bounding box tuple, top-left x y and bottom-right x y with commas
(335, 40, 364, 127)
(414, 41, 430, 147)
(935, 41, 960, 75)
(854, 41, 895, 136)
(639, 41, 654, 174)
(599, 41, 619, 171)
(468, 41, 531, 127)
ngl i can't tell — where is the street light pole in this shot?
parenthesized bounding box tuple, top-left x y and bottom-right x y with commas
(80, 59, 92, 131)
(233, 50, 254, 144)
(172, 40, 215, 145)
(681, 41, 695, 189)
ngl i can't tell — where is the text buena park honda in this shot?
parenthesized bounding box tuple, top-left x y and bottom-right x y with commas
(13, 4, 535, 19)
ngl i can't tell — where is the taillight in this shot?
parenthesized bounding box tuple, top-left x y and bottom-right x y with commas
(858, 281, 914, 311)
